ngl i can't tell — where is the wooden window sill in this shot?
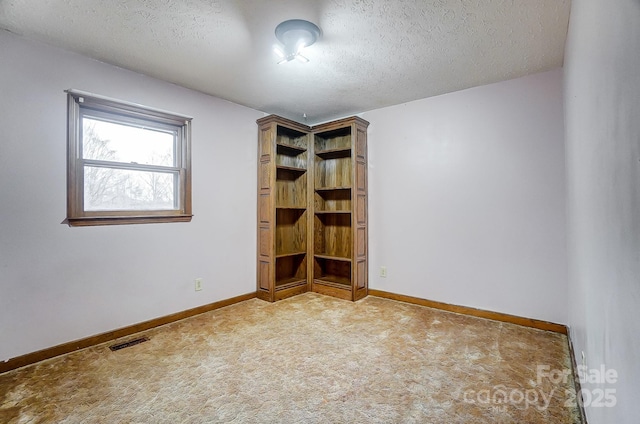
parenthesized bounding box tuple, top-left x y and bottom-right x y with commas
(65, 214, 193, 227)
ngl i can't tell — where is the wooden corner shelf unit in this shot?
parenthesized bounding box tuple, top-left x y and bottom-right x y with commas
(256, 114, 369, 302)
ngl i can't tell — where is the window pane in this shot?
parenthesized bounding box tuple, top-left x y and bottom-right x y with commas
(84, 166, 177, 211)
(82, 117, 175, 166)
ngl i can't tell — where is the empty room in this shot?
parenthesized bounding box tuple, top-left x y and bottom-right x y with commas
(0, 1, 638, 423)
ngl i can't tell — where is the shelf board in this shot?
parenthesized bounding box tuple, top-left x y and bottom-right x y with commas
(276, 164, 307, 173)
(315, 147, 351, 159)
(276, 206, 306, 210)
(276, 251, 307, 259)
(314, 254, 351, 262)
(315, 186, 351, 192)
(314, 276, 352, 288)
(276, 143, 306, 156)
(315, 210, 351, 214)
(275, 278, 307, 290)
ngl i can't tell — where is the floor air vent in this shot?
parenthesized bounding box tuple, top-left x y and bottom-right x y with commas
(109, 337, 149, 351)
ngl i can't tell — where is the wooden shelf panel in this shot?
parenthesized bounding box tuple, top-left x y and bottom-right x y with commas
(314, 276, 352, 287)
(276, 164, 306, 173)
(315, 147, 351, 159)
(275, 277, 307, 290)
(276, 143, 307, 155)
(276, 206, 306, 210)
(314, 254, 351, 262)
(315, 210, 351, 214)
(274, 283, 308, 301)
(275, 251, 306, 259)
(312, 282, 352, 301)
(315, 186, 351, 192)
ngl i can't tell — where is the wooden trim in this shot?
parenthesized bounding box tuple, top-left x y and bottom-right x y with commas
(256, 114, 311, 132)
(312, 116, 370, 131)
(0, 292, 256, 374)
(368, 289, 568, 334)
(274, 284, 308, 301)
(66, 214, 193, 227)
(312, 281, 353, 301)
(566, 327, 589, 423)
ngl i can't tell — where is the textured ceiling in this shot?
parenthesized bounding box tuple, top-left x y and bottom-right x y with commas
(0, 0, 570, 124)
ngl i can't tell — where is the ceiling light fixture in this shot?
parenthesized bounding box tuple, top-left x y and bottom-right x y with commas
(273, 19, 321, 64)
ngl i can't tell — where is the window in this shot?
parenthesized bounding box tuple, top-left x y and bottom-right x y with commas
(66, 90, 192, 226)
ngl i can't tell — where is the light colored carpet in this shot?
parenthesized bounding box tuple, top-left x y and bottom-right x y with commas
(0, 293, 580, 423)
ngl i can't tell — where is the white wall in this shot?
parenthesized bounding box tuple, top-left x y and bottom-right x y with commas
(363, 69, 567, 324)
(564, 1, 640, 422)
(0, 31, 263, 361)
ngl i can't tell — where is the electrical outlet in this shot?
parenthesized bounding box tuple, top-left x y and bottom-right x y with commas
(195, 278, 203, 291)
(380, 266, 387, 278)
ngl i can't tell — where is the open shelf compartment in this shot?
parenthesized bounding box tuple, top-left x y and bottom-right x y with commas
(314, 126, 352, 152)
(276, 168, 307, 209)
(276, 125, 308, 170)
(313, 213, 351, 259)
(277, 126, 308, 152)
(313, 256, 351, 288)
(276, 209, 307, 256)
(276, 253, 307, 290)
(315, 156, 352, 189)
(314, 188, 351, 212)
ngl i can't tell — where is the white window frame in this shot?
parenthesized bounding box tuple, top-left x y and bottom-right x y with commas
(66, 90, 193, 226)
